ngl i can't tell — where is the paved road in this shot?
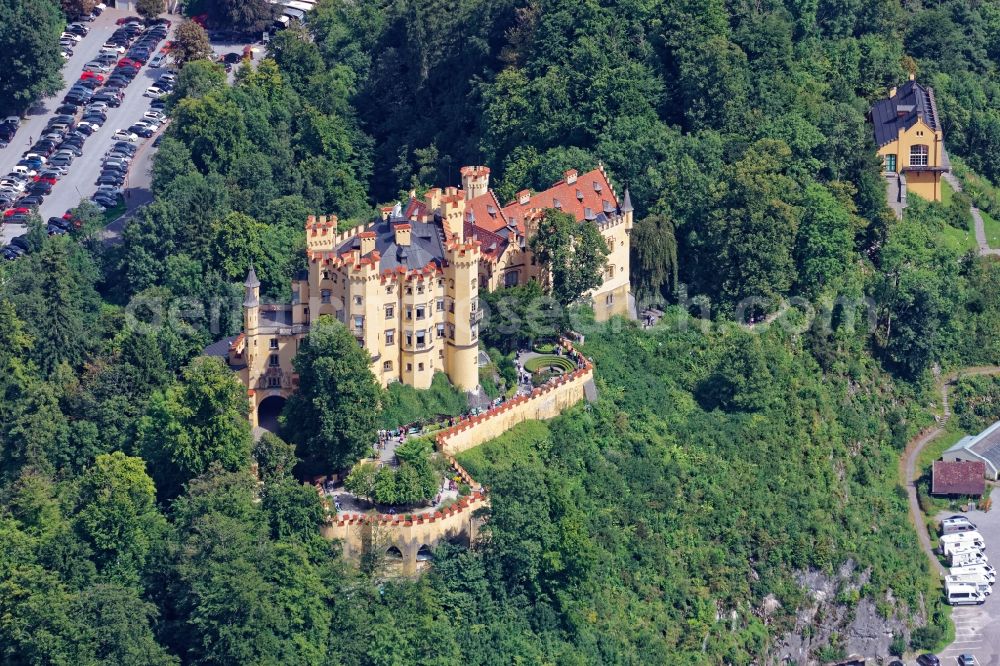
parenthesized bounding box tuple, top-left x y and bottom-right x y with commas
(1, 7, 177, 245)
(943, 171, 1000, 258)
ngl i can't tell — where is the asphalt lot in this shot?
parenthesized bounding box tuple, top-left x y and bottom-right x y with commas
(0, 7, 176, 245)
(932, 506, 1000, 666)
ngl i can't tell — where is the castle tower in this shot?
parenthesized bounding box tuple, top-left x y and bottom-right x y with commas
(460, 165, 490, 201)
(244, 264, 260, 334)
(444, 240, 481, 391)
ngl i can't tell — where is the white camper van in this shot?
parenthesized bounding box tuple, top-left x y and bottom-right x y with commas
(941, 516, 978, 535)
(952, 549, 989, 567)
(946, 582, 987, 605)
(951, 564, 996, 582)
(945, 575, 992, 595)
(942, 537, 987, 557)
(940, 530, 986, 547)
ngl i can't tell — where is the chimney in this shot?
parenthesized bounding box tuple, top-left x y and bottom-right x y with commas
(460, 165, 490, 201)
(394, 223, 411, 247)
(424, 187, 442, 216)
(564, 169, 578, 184)
(517, 189, 531, 205)
(889, 86, 897, 99)
(908, 72, 915, 81)
(358, 231, 376, 256)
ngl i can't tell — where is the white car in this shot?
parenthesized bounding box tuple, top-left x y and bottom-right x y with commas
(61, 51, 71, 61)
(143, 111, 166, 122)
(101, 44, 126, 54)
(112, 130, 138, 142)
(143, 86, 165, 98)
(0, 179, 26, 192)
(23, 153, 47, 164)
(78, 121, 101, 132)
(86, 102, 109, 113)
(60, 32, 82, 42)
(159, 72, 176, 83)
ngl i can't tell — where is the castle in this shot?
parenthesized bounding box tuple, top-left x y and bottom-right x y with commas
(225, 165, 632, 426)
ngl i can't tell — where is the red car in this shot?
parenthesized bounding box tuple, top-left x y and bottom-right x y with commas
(80, 71, 104, 82)
(116, 16, 140, 25)
(62, 211, 82, 228)
(118, 58, 140, 68)
(4, 207, 29, 217)
(33, 175, 57, 185)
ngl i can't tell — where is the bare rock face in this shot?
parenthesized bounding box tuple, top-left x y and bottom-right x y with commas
(766, 561, 921, 665)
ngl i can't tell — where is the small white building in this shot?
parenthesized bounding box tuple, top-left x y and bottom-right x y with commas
(943, 420, 1000, 481)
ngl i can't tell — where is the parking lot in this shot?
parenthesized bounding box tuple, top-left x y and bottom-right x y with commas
(0, 6, 177, 248)
(934, 505, 1000, 666)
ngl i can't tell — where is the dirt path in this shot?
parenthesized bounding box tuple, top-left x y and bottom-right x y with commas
(942, 171, 1000, 257)
(899, 366, 1000, 576)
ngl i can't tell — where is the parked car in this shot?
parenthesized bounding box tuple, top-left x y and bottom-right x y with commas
(148, 52, 168, 68)
(916, 654, 941, 666)
(143, 86, 165, 98)
(112, 130, 139, 142)
(959, 654, 978, 666)
(29, 181, 52, 196)
(20, 195, 43, 208)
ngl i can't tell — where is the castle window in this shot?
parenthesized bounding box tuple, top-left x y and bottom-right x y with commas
(406, 363, 412, 372)
(436, 323, 445, 338)
(416, 305, 426, 320)
(447, 323, 455, 340)
(267, 376, 280, 388)
(418, 362, 424, 372)
(437, 279, 444, 288)
(439, 349, 444, 359)
(385, 305, 394, 319)
(916, 130, 924, 137)
(383, 360, 393, 371)
(606, 293, 615, 305)
(436, 298, 444, 312)
(910, 144, 929, 167)
(353, 295, 363, 306)
(291, 290, 299, 304)
(606, 264, 615, 279)
(504, 271, 519, 287)
(385, 329, 395, 345)
(417, 284, 425, 294)
(471, 278, 477, 289)
(416, 331, 426, 348)
(406, 286, 413, 295)
(406, 331, 413, 347)
(405, 307, 412, 321)
(471, 324, 478, 341)
(269, 354, 279, 367)
(386, 285, 394, 295)
(321, 289, 331, 304)
(353, 315, 364, 331)
(269, 338, 279, 349)
(322, 270, 330, 280)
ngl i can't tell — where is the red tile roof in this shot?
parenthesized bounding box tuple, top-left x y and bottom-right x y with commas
(468, 167, 620, 234)
(932, 460, 986, 496)
(463, 221, 508, 261)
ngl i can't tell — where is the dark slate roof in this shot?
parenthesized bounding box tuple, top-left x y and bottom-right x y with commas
(261, 308, 292, 329)
(339, 215, 446, 272)
(204, 335, 238, 358)
(871, 80, 940, 148)
(932, 460, 986, 496)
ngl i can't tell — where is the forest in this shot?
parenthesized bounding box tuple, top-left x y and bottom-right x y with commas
(3, 0, 1000, 662)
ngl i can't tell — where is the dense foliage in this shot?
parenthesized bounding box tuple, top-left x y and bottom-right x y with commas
(0, 0, 64, 117)
(3, 0, 1000, 661)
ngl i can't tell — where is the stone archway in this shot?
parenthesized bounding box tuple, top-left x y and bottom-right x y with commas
(416, 544, 434, 562)
(257, 395, 287, 435)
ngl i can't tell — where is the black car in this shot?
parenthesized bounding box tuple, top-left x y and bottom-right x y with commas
(128, 124, 155, 138)
(112, 141, 138, 154)
(20, 195, 42, 208)
(32, 142, 57, 156)
(28, 182, 52, 195)
(916, 655, 940, 666)
(48, 216, 71, 228)
(93, 196, 118, 209)
(97, 176, 125, 187)
(55, 103, 79, 115)
(59, 144, 83, 156)
(47, 223, 69, 236)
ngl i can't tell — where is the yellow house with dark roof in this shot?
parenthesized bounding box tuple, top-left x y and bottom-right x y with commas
(869, 77, 947, 202)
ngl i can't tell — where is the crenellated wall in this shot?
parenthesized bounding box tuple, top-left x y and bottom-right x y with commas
(322, 340, 593, 574)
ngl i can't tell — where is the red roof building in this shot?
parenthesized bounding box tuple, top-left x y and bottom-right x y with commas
(932, 460, 986, 496)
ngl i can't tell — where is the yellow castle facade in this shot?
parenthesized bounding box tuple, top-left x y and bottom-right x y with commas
(224, 165, 633, 426)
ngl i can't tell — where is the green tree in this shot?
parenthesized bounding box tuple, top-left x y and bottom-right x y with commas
(75, 452, 161, 577)
(0, 0, 64, 116)
(203, 0, 274, 35)
(344, 461, 378, 501)
(168, 59, 227, 104)
(253, 432, 298, 481)
(283, 317, 383, 471)
(631, 213, 678, 304)
(32, 239, 90, 375)
(794, 183, 854, 297)
(61, 0, 96, 20)
(135, 0, 164, 22)
(528, 209, 609, 309)
(138, 357, 252, 498)
(170, 19, 213, 66)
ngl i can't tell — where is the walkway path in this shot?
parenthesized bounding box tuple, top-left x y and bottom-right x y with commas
(942, 171, 1000, 257)
(899, 366, 1000, 577)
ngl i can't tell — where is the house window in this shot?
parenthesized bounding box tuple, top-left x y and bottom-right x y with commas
(385, 329, 395, 345)
(504, 271, 519, 287)
(353, 295, 363, 306)
(383, 360, 393, 371)
(269, 354, 280, 367)
(910, 144, 929, 167)
(436, 298, 444, 312)
(916, 130, 924, 137)
(321, 289, 331, 304)
(269, 338, 279, 349)
(416, 305, 426, 320)
(385, 305, 394, 319)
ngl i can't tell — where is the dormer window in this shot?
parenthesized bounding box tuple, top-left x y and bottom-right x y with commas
(593, 181, 602, 192)
(576, 189, 584, 201)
